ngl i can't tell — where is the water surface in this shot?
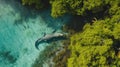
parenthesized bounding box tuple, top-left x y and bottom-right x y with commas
(0, 0, 71, 67)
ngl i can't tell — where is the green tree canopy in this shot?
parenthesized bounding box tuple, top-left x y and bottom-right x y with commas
(68, 21, 119, 67)
(21, 0, 120, 18)
(50, 0, 109, 18)
(67, 4, 120, 66)
(22, 0, 44, 9)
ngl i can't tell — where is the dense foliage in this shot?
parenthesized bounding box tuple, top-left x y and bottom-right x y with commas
(68, 19, 120, 67)
(50, 0, 108, 18)
(22, 0, 44, 9)
(21, 0, 110, 18)
(22, 0, 49, 9)
(67, 0, 120, 66)
(21, 0, 120, 67)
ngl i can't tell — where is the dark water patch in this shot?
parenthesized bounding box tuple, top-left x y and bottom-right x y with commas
(0, 51, 17, 64)
(39, 10, 72, 30)
(63, 15, 88, 33)
(63, 4, 110, 33)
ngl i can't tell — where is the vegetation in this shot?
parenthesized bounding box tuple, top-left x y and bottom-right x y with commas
(21, 0, 120, 67)
(51, 0, 120, 66)
(50, 0, 108, 18)
(67, 0, 120, 66)
(21, 0, 109, 18)
(21, 0, 49, 9)
(68, 19, 120, 67)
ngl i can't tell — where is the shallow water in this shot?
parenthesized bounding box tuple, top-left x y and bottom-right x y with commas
(0, 0, 71, 67)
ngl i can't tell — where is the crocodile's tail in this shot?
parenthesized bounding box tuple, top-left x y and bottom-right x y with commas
(35, 38, 42, 50)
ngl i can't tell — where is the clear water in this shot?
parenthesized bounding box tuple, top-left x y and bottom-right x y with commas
(0, 0, 71, 67)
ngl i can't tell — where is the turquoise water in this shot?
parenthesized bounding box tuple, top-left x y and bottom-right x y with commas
(0, 0, 71, 67)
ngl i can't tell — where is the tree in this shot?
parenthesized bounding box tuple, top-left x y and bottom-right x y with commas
(50, 0, 108, 17)
(22, 0, 44, 9)
(67, 5, 120, 66)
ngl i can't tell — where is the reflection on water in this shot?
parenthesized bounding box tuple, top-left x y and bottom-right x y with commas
(0, 0, 71, 67)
